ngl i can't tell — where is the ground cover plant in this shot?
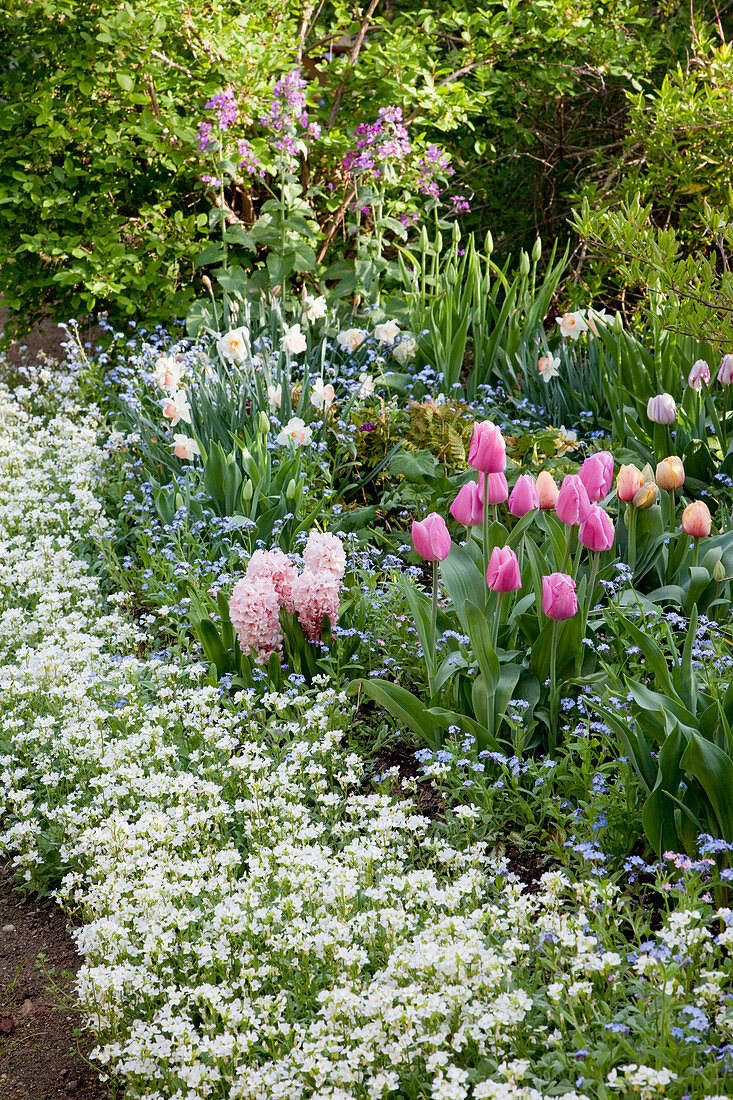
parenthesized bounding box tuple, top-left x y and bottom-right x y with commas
(5, 5, 733, 1098)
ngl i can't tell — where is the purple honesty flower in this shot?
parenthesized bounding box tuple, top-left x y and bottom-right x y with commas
(343, 106, 411, 176)
(237, 139, 266, 178)
(449, 194, 471, 213)
(204, 90, 239, 129)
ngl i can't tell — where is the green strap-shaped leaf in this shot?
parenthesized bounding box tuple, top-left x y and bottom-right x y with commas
(352, 678, 442, 749)
(681, 732, 733, 843)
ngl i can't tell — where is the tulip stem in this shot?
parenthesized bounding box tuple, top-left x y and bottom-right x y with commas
(560, 527, 576, 573)
(627, 504, 638, 573)
(493, 592, 503, 651)
(549, 619, 560, 755)
(692, 538, 700, 569)
(482, 495, 491, 591)
(578, 551, 600, 674)
(429, 560, 439, 690)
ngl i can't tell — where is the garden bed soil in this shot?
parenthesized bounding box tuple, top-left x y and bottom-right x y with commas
(0, 863, 109, 1100)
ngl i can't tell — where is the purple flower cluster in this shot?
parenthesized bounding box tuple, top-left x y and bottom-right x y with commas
(196, 90, 239, 150)
(260, 70, 320, 158)
(342, 106, 411, 177)
(237, 139, 266, 178)
(416, 143, 453, 198)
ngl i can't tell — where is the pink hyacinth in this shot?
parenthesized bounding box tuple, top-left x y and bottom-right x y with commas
(245, 548, 296, 613)
(303, 531, 346, 580)
(229, 575, 283, 662)
(291, 569, 341, 640)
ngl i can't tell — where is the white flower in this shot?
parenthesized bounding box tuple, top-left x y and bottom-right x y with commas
(267, 384, 282, 412)
(557, 425, 577, 443)
(586, 307, 612, 335)
(151, 355, 185, 392)
(310, 379, 336, 410)
(304, 294, 327, 322)
(275, 416, 312, 447)
(393, 336, 417, 365)
(537, 354, 561, 382)
(358, 372, 375, 398)
(161, 391, 192, 427)
(216, 326, 250, 363)
(373, 319, 400, 345)
(172, 434, 200, 460)
(336, 327, 367, 352)
(558, 311, 588, 340)
(281, 323, 307, 355)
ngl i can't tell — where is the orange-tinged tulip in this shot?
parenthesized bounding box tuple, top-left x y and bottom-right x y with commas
(681, 500, 712, 538)
(655, 456, 685, 491)
(616, 464, 644, 502)
(632, 482, 659, 510)
(537, 470, 559, 509)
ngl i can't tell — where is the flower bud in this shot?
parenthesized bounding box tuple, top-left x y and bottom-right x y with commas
(450, 482, 483, 527)
(478, 472, 509, 506)
(688, 359, 710, 391)
(632, 482, 659, 510)
(258, 411, 271, 434)
(468, 420, 507, 474)
(486, 546, 522, 593)
(718, 354, 733, 385)
(578, 504, 615, 552)
(646, 393, 677, 424)
(655, 456, 685, 491)
(242, 479, 254, 502)
(640, 463, 655, 485)
(531, 237, 542, 263)
(412, 513, 452, 561)
(202, 274, 213, 292)
(713, 559, 726, 582)
(519, 250, 530, 276)
(508, 474, 539, 518)
(616, 464, 644, 502)
(537, 470, 559, 509)
(681, 500, 712, 538)
(542, 572, 578, 620)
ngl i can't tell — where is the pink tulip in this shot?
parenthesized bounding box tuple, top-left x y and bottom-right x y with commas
(718, 355, 733, 385)
(537, 470, 559, 509)
(478, 471, 509, 505)
(450, 482, 483, 527)
(646, 393, 677, 424)
(555, 474, 591, 526)
(578, 504, 615, 552)
(508, 474, 539, 517)
(467, 420, 507, 474)
(486, 546, 522, 593)
(412, 513, 452, 561)
(688, 359, 710, 391)
(616, 464, 644, 502)
(542, 572, 578, 620)
(578, 452, 614, 502)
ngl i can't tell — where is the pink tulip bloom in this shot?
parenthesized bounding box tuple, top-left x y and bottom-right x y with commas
(536, 470, 559, 509)
(467, 420, 507, 474)
(542, 572, 578, 620)
(555, 474, 591, 526)
(646, 393, 677, 424)
(688, 359, 710, 391)
(578, 504, 614, 552)
(616, 464, 644, 502)
(412, 513, 452, 561)
(578, 452, 614, 502)
(486, 546, 522, 592)
(718, 355, 733, 385)
(478, 471, 509, 505)
(450, 482, 483, 527)
(508, 474, 539, 517)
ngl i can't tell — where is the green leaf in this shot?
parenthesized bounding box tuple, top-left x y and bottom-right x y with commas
(681, 732, 733, 842)
(352, 678, 442, 747)
(440, 543, 488, 629)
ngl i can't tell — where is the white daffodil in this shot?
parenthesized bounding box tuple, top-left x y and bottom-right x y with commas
(281, 323, 307, 355)
(275, 416, 312, 447)
(216, 326, 250, 363)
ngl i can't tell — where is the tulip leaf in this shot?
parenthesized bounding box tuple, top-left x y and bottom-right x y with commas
(353, 678, 443, 748)
(681, 732, 733, 842)
(440, 543, 488, 627)
(642, 725, 690, 856)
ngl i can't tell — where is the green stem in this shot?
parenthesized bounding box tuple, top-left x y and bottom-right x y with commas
(692, 538, 700, 569)
(482, 491, 491, 590)
(627, 503, 638, 572)
(578, 551, 600, 674)
(560, 526, 576, 573)
(429, 560, 439, 693)
(493, 591, 503, 651)
(549, 619, 560, 754)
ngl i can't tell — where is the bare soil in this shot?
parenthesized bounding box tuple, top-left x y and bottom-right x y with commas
(0, 863, 110, 1100)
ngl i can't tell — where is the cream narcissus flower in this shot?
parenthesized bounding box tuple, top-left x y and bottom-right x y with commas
(161, 391, 192, 426)
(537, 354, 561, 382)
(216, 326, 250, 363)
(276, 416, 312, 447)
(558, 311, 588, 340)
(393, 336, 417, 365)
(281, 323, 307, 355)
(171, 434, 201, 460)
(152, 355, 185, 392)
(267, 384, 282, 412)
(373, 319, 400, 345)
(310, 379, 336, 410)
(304, 294, 327, 321)
(336, 327, 367, 352)
(358, 372, 375, 398)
